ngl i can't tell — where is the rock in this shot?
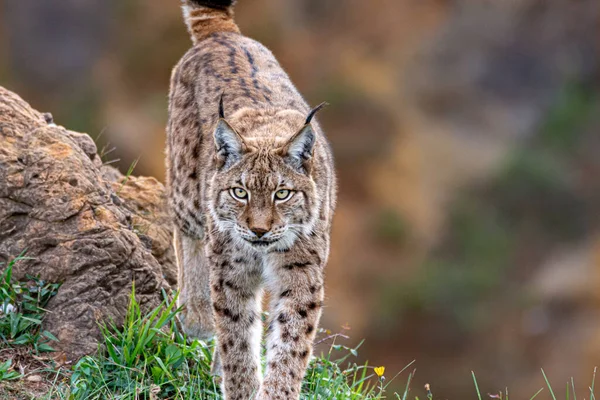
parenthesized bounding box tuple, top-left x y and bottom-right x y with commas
(0, 86, 176, 360)
(102, 167, 177, 286)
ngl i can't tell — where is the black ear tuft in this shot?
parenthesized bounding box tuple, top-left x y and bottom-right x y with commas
(219, 93, 225, 119)
(305, 102, 328, 125)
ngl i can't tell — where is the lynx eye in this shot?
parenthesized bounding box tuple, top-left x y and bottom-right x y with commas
(274, 189, 292, 202)
(230, 187, 248, 201)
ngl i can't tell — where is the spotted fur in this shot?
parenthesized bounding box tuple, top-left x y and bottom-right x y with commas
(167, 1, 337, 399)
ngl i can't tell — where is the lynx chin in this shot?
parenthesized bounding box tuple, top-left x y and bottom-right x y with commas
(166, 0, 337, 398)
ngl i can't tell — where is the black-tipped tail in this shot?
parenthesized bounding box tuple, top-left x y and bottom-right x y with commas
(182, 0, 240, 44)
(188, 0, 237, 9)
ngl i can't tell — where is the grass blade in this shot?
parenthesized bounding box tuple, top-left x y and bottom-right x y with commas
(401, 370, 414, 400)
(592, 367, 598, 400)
(472, 371, 482, 400)
(541, 369, 557, 400)
(117, 157, 140, 195)
(529, 388, 544, 400)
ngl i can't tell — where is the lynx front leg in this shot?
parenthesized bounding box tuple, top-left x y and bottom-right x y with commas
(208, 237, 263, 400)
(173, 228, 215, 340)
(261, 242, 326, 399)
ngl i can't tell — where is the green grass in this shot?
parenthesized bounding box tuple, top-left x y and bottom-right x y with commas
(0, 256, 404, 399)
(0, 255, 60, 353)
(62, 286, 401, 399)
(0, 359, 20, 381)
(2, 255, 600, 399)
(65, 286, 219, 399)
(117, 157, 140, 196)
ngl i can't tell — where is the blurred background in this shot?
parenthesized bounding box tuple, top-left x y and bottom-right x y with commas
(1, 0, 599, 397)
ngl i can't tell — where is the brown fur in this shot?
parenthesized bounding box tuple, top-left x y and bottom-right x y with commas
(185, 6, 239, 43)
(167, 2, 336, 399)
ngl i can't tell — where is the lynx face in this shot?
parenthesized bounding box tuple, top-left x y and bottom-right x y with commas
(208, 125, 319, 251)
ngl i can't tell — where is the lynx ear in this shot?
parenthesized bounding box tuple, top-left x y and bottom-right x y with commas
(214, 119, 245, 168)
(214, 93, 245, 168)
(282, 102, 327, 173)
(282, 124, 316, 173)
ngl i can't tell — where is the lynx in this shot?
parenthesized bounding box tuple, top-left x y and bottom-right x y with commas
(166, 0, 337, 398)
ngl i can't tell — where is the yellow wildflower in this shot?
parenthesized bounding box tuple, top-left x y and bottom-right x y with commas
(374, 366, 385, 378)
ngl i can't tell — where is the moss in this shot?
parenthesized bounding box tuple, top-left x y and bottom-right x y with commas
(371, 208, 409, 245)
(378, 198, 514, 332)
(539, 82, 597, 154)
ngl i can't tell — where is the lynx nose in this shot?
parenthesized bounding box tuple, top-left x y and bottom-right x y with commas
(251, 228, 269, 238)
